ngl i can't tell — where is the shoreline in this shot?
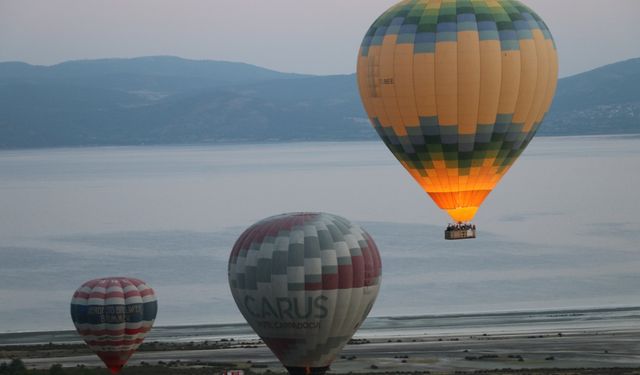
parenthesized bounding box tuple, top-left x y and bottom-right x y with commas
(1, 133, 639, 153)
(3, 326, 639, 374)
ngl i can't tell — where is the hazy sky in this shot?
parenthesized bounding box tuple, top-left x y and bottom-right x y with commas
(1, 0, 639, 77)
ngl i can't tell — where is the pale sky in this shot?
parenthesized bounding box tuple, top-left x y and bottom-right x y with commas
(1, 0, 639, 77)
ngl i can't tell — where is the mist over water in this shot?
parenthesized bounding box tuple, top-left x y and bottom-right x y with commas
(1, 136, 639, 332)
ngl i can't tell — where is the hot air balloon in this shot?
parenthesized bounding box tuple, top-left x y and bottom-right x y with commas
(70, 277, 158, 374)
(357, 0, 558, 239)
(228, 213, 382, 375)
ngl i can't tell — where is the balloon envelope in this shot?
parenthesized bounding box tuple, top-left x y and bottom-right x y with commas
(357, 0, 558, 222)
(228, 213, 382, 375)
(70, 277, 158, 374)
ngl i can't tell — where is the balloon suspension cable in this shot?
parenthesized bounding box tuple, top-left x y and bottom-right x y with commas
(444, 222, 477, 240)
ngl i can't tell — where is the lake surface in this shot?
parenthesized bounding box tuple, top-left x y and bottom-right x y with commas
(1, 136, 639, 332)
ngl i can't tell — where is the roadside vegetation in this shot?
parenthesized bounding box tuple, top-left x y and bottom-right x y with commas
(2, 359, 640, 375)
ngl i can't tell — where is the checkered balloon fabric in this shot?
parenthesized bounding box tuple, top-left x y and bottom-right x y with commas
(228, 213, 382, 370)
(357, 0, 558, 222)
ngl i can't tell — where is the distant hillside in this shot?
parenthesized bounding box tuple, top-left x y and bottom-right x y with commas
(543, 58, 640, 136)
(0, 56, 638, 148)
(0, 56, 308, 92)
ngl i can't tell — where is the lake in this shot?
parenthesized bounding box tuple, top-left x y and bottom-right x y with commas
(1, 136, 639, 332)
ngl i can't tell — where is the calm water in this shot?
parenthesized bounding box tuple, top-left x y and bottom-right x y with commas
(1, 136, 639, 332)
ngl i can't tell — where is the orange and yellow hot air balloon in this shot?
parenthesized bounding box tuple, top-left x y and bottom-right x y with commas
(357, 0, 558, 237)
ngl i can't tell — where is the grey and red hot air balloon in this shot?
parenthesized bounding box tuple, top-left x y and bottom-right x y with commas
(228, 213, 382, 375)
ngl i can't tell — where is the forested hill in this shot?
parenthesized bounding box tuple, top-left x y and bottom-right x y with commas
(0, 56, 638, 149)
(543, 57, 640, 136)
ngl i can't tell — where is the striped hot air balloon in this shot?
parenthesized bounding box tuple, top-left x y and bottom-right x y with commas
(357, 0, 558, 234)
(70, 277, 158, 374)
(228, 213, 382, 375)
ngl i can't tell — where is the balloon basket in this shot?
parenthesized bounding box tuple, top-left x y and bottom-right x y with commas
(445, 224, 476, 240)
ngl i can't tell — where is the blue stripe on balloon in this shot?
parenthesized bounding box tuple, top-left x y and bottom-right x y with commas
(71, 301, 158, 325)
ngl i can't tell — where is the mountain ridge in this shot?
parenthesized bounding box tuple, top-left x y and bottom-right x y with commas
(0, 56, 638, 149)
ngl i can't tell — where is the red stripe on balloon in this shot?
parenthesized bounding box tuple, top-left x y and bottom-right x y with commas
(304, 282, 323, 291)
(322, 273, 339, 290)
(105, 291, 126, 299)
(124, 290, 141, 298)
(351, 255, 365, 288)
(361, 244, 375, 287)
(363, 232, 382, 278)
(337, 265, 353, 289)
